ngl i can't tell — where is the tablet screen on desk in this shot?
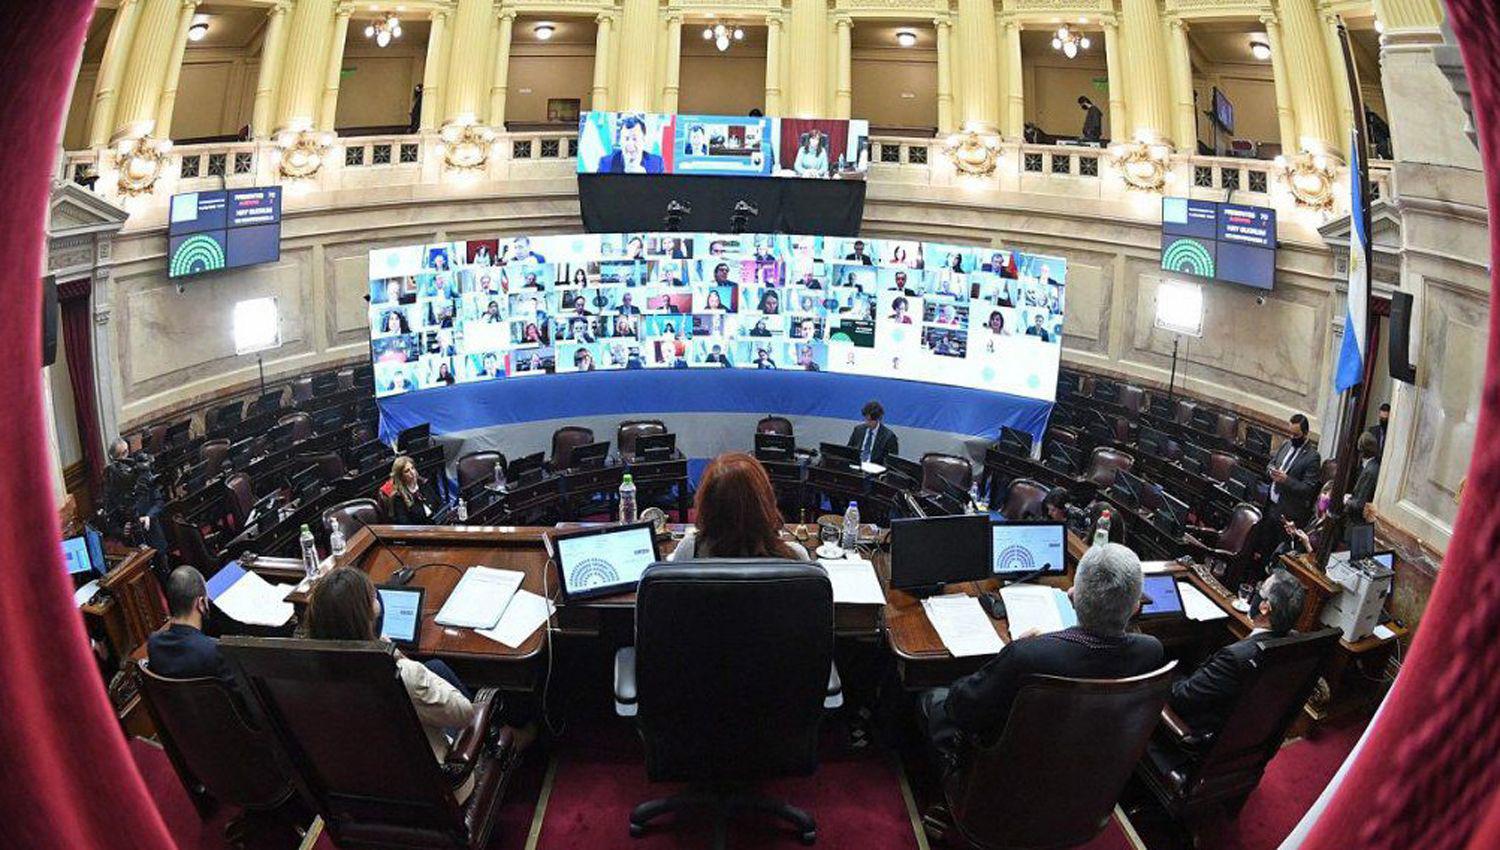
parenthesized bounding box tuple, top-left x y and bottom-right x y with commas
(62, 536, 93, 576)
(990, 521, 1067, 577)
(1138, 574, 1184, 618)
(378, 586, 425, 648)
(551, 522, 659, 601)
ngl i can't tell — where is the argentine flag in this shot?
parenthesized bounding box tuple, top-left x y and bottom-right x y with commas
(1335, 130, 1368, 393)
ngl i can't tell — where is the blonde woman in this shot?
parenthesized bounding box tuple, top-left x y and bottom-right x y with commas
(382, 456, 434, 525)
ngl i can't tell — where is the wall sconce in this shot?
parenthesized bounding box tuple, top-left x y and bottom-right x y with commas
(943, 130, 1002, 176)
(1107, 139, 1173, 191)
(275, 127, 336, 179)
(1249, 39, 1272, 61)
(113, 136, 173, 196)
(895, 30, 917, 48)
(440, 119, 496, 170)
(1274, 152, 1338, 209)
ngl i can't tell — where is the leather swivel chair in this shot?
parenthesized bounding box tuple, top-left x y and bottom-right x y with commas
(1085, 447, 1135, 488)
(1215, 413, 1240, 444)
(140, 423, 169, 455)
(224, 472, 255, 528)
(1138, 630, 1341, 838)
(921, 452, 973, 494)
(168, 516, 222, 578)
(290, 376, 315, 405)
(277, 412, 313, 444)
(200, 439, 231, 473)
(321, 498, 382, 545)
(612, 560, 838, 844)
(220, 637, 519, 850)
(1207, 452, 1240, 484)
(617, 419, 667, 458)
(456, 451, 506, 491)
(136, 661, 298, 837)
(1174, 399, 1197, 427)
(931, 664, 1176, 850)
(296, 451, 346, 483)
(549, 426, 595, 472)
(312, 372, 340, 397)
(1001, 478, 1051, 520)
(757, 415, 794, 436)
(1120, 385, 1146, 417)
(1184, 502, 1263, 582)
(1112, 415, 1133, 444)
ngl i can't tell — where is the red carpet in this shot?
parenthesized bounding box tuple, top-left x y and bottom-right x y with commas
(1221, 717, 1369, 850)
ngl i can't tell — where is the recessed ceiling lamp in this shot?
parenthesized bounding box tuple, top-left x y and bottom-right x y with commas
(1249, 39, 1272, 60)
(1051, 25, 1091, 59)
(702, 22, 744, 52)
(187, 21, 209, 42)
(896, 30, 917, 48)
(534, 23, 555, 40)
(363, 14, 402, 47)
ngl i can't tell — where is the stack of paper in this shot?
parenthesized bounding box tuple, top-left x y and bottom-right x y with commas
(921, 594, 1005, 657)
(476, 590, 556, 648)
(1178, 581, 1230, 622)
(818, 558, 886, 605)
(1000, 585, 1077, 636)
(434, 567, 525, 629)
(1141, 561, 1174, 574)
(206, 562, 295, 627)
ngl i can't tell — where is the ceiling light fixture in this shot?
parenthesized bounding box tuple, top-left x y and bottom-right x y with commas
(534, 23, 555, 40)
(1249, 39, 1272, 60)
(363, 13, 401, 47)
(187, 21, 209, 42)
(1051, 25, 1091, 59)
(896, 30, 917, 48)
(702, 22, 744, 52)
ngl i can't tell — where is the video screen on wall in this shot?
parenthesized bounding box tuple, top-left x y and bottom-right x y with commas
(577, 111, 870, 180)
(1160, 197, 1276, 290)
(366, 234, 1066, 403)
(167, 187, 282, 278)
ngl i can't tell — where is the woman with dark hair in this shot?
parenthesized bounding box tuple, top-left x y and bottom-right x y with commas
(758, 290, 780, 314)
(305, 567, 478, 799)
(668, 453, 808, 560)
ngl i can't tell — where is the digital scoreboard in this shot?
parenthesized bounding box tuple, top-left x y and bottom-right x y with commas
(1160, 197, 1276, 290)
(167, 187, 283, 278)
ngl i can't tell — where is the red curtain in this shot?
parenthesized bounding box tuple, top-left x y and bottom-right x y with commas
(58, 278, 105, 489)
(0, 1, 174, 848)
(778, 119, 851, 173)
(1301, 2, 1500, 849)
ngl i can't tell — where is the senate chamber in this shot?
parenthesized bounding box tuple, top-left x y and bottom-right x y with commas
(5, 0, 1500, 848)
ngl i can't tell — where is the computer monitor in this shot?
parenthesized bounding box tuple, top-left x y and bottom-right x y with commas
(890, 514, 992, 590)
(548, 521, 660, 601)
(1347, 523, 1375, 560)
(819, 441, 860, 470)
(1057, 373, 1081, 396)
(569, 441, 610, 469)
(998, 426, 1033, 457)
(62, 536, 94, 577)
(1138, 427, 1165, 457)
(633, 432, 676, 460)
(1244, 426, 1272, 455)
(1148, 397, 1174, 420)
(1371, 550, 1395, 570)
(1137, 575, 1185, 619)
(754, 432, 795, 461)
(1046, 442, 1081, 474)
(508, 451, 546, 484)
(396, 422, 431, 452)
(990, 521, 1067, 578)
(376, 585, 426, 649)
(84, 526, 106, 576)
(883, 454, 922, 483)
(1191, 408, 1217, 433)
(1093, 379, 1119, 403)
(1113, 469, 1148, 509)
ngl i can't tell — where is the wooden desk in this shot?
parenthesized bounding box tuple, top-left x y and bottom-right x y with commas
(79, 547, 163, 739)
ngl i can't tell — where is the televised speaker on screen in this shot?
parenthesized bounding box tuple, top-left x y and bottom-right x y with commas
(594, 114, 665, 174)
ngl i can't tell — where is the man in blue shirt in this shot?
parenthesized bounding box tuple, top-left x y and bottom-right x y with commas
(147, 566, 232, 685)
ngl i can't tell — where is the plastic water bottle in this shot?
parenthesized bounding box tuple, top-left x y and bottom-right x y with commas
(492, 463, 504, 490)
(327, 518, 346, 558)
(841, 501, 860, 552)
(1093, 508, 1112, 548)
(299, 524, 320, 579)
(619, 473, 638, 524)
(455, 497, 468, 523)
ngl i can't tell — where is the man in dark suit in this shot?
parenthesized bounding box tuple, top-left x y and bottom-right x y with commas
(1266, 413, 1322, 527)
(1368, 402, 1389, 456)
(1344, 431, 1381, 520)
(147, 566, 233, 684)
(595, 114, 664, 174)
(1168, 569, 1305, 737)
(922, 543, 1164, 758)
(848, 400, 899, 465)
(844, 240, 874, 265)
(1079, 96, 1103, 142)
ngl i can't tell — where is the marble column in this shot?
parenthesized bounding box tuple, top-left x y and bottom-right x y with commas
(1166, 17, 1196, 151)
(489, 9, 515, 127)
(112, 0, 183, 140)
(615, 0, 658, 111)
(786, 0, 827, 117)
(318, 3, 353, 131)
(833, 16, 852, 119)
(1373, 0, 1445, 31)
(1277, 0, 1340, 157)
(590, 13, 614, 111)
(87, 0, 144, 146)
(1118, 0, 1173, 145)
(1101, 16, 1124, 142)
(1261, 15, 1298, 155)
(1319, 7, 1355, 140)
(418, 8, 449, 130)
(1001, 20, 1022, 138)
(154, 0, 201, 138)
(250, 1, 291, 139)
(444, 0, 493, 124)
(276, 0, 335, 133)
(953, 0, 999, 132)
(661, 14, 683, 114)
(764, 14, 783, 115)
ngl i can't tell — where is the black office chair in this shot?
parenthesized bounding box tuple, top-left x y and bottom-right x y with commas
(617, 419, 667, 458)
(757, 415, 794, 436)
(612, 560, 841, 845)
(456, 451, 506, 491)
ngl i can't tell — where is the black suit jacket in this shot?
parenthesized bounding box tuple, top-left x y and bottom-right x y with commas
(1168, 635, 1265, 737)
(1347, 457, 1380, 516)
(1269, 441, 1321, 525)
(147, 623, 233, 684)
(942, 627, 1164, 742)
(848, 423, 899, 465)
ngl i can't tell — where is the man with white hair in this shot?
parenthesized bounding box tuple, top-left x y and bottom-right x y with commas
(922, 543, 1165, 756)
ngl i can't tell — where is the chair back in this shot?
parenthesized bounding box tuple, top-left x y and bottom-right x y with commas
(456, 451, 506, 490)
(1173, 399, 1197, 426)
(921, 453, 973, 493)
(224, 472, 255, 525)
(1001, 478, 1050, 520)
(168, 516, 220, 576)
(1086, 447, 1135, 488)
(1112, 415, 1132, 444)
(1215, 413, 1240, 443)
(136, 661, 293, 811)
(200, 439, 231, 472)
(550, 426, 596, 470)
(634, 560, 833, 783)
(290, 376, 315, 404)
(1119, 385, 1146, 417)
(951, 663, 1176, 850)
(757, 415, 794, 436)
(1207, 452, 1239, 483)
(220, 637, 472, 846)
(297, 451, 346, 483)
(322, 498, 382, 543)
(278, 411, 313, 443)
(1218, 502, 1263, 555)
(617, 419, 667, 457)
(141, 423, 169, 455)
(337, 368, 355, 391)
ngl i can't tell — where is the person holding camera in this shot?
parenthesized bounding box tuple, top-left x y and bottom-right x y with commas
(103, 437, 169, 580)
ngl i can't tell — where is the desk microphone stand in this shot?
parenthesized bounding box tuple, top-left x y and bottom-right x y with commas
(1166, 335, 1180, 403)
(256, 353, 267, 397)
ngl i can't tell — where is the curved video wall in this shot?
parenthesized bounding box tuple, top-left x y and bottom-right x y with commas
(366, 233, 1067, 403)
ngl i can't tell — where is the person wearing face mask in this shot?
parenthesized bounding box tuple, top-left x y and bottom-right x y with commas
(1251, 414, 1322, 577)
(1367, 402, 1390, 457)
(147, 567, 234, 686)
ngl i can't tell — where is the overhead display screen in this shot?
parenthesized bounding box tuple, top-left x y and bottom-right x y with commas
(1160, 197, 1276, 290)
(366, 233, 1066, 402)
(578, 111, 870, 180)
(168, 187, 283, 278)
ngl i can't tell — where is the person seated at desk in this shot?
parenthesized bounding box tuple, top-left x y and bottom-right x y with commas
(921, 543, 1163, 763)
(306, 568, 482, 800)
(848, 400, 899, 465)
(669, 452, 809, 561)
(147, 566, 232, 684)
(1045, 487, 1091, 535)
(382, 456, 435, 525)
(1168, 569, 1306, 739)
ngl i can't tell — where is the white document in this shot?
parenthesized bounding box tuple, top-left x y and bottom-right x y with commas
(476, 590, 555, 648)
(1373, 624, 1396, 641)
(922, 594, 1005, 657)
(819, 558, 886, 605)
(1000, 584, 1078, 636)
(74, 579, 101, 608)
(1178, 581, 1230, 622)
(434, 566, 525, 629)
(1141, 560, 1174, 574)
(215, 570, 295, 627)
(274, 583, 300, 601)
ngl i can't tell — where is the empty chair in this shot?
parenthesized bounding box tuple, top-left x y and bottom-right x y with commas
(321, 498, 382, 544)
(617, 419, 667, 458)
(290, 376, 314, 405)
(1085, 447, 1135, 488)
(1184, 502, 1263, 584)
(1112, 415, 1133, 444)
(757, 415, 794, 436)
(921, 452, 973, 494)
(931, 665, 1176, 849)
(1174, 399, 1197, 427)
(211, 400, 245, 434)
(1001, 478, 1051, 520)
(1207, 452, 1239, 483)
(1120, 385, 1146, 417)
(336, 368, 355, 391)
(224, 472, 255, 527)
(549, 426, 595, 471)
(199, 439, 231, 473)
(167, 517, 221, 579)
(1215, 412, 1240, 443)
(277, 412, 313, 444)
(311, 372, 340, 397)
(140, 423, 169, 455)
(296, 451, 346, 483)
(456, 451, 506, 491)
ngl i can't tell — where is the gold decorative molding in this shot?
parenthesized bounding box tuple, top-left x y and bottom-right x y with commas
(944, 131, 1003, 177)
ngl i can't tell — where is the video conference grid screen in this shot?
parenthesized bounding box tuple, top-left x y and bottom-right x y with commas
(366, 232, 1067, 402)
(578, 111, 870, 180)
(1160, 197, 1276, 291)
(167, 187, 283, 278)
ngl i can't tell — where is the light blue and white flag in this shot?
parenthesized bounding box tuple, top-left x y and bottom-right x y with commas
(1335, 129, 1369, 393)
